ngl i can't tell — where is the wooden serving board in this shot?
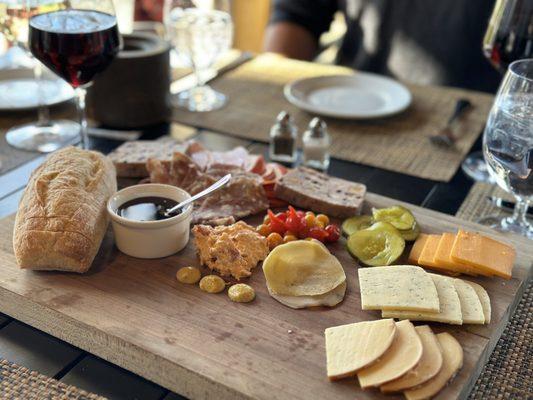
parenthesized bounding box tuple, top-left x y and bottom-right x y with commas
(0, 193, 531, 400)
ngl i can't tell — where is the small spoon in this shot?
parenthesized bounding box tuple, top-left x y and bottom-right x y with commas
(159, 174, 232, 218)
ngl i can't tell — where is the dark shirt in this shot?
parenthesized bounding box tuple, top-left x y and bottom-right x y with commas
(271, 0, 501, 92)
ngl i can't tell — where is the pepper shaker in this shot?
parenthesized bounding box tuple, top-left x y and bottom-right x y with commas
(302, 117, 331, 171)
(269, 111, 298, 164)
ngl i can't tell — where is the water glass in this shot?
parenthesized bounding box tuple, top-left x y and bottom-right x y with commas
(164, 0, 233, 112)
(482, 59, 533, 238)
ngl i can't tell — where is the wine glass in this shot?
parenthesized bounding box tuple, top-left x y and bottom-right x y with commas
(1, 0, 80, 153)
(482, 59, 533, 238)
(462, 0, 532, 182)
(164, 0, 233, 112)
(28, 0, 121, 149)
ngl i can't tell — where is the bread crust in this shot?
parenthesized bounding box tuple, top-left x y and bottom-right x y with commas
(13, 147, 117, 272)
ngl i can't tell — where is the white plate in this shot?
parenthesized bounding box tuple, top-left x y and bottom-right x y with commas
(284, 74, 412, 119)
(0, 68, 75, 111)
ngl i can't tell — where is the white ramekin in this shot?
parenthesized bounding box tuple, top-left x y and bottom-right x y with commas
(107, 184, 192, 259)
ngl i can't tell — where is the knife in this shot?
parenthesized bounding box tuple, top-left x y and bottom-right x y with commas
(170, 51, 253, 94)
(87, 127, 142, 141)
(487, 196, 533, 216)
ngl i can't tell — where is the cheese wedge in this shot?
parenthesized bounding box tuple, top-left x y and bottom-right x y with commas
(358, 266, 439, 312)
(464, 280, 491, 324)
(450, 230, 515, 279)
(268, 281, 346, 309)
(404, 333, 463, 400)
(408, 234, 429, 264)
(357, 320, 423, 388)
(381, 325, 443, 393)
(325, 319, 397, 380)
(381, 273, 463, 325)
(453, 279, 485, 324)
(434, 233, 478, 276)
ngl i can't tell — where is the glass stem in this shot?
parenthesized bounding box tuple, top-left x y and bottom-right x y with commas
(509, 196, 530, 226)
(75, 87, 88, 149)
(34, 62, 50, 127)
(195, 67, 208, 88)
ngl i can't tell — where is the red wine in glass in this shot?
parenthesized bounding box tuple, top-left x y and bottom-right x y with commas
(29, 9, 120, 88)
(483, 0, 533, 74)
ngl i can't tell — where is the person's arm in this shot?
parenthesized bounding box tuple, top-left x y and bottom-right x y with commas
(264, 22, 317, 60)
(263, 0, 337, 61)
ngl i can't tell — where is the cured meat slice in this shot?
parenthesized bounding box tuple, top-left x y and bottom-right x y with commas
(194, 169, 269, 224)
(147, 152, 268, 225)
(185, 141, 249, 171)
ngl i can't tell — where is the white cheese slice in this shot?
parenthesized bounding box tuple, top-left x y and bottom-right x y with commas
(357, 320, 423, 388)
(358, 266, 439, 312)
(381, 273, 463, 325)
(404, 333, 463, 400)
(268, 281, 346, 309)
(380, 325, 443, 392)
(453, 279, 485, 324)
(463, 280, 491, 324)
(325, 319, 397, 380)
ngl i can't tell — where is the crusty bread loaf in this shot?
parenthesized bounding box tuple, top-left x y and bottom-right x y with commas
(13, 147, 117, 272)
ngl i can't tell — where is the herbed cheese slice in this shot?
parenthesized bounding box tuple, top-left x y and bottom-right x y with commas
(464, 280, 491, 324)
(453, 279, 485, 324)
(407, 234, 429, 264)
(325, 319, 397, 380)
(381, 273, 463, 325)
(433, 233, 478, 276)
(381, 325, 443, 393)
(404, 333, 463, 400)
(450, 230, 515, 279)
(358, 266, 439, 312)
(357, 320, 423, 388)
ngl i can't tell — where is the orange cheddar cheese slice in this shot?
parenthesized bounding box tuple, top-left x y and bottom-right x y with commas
(417, 235, 459, 275)
(408, 234, 428, 264)
(418, 235, 442, 268)
(450, 230, 515, 279)
(433, 233, 478, 276)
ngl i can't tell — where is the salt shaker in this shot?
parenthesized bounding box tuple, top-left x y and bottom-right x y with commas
(302, 117, 331, 171)
(269, 111, 298, 164)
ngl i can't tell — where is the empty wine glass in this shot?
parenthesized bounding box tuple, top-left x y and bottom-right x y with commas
(28, 0, 121, 149)
(164, 0, 233, 112)
(482, 59, 533, 238)
(1, 0, 79, 153)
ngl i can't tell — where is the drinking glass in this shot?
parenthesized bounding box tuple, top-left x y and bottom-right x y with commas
(482, 59, 533, 238)
(1, 0, 80, 153)
(164, 0, 233, 112)
(28, 0, 121, 149)
(462, 0, 532, 182)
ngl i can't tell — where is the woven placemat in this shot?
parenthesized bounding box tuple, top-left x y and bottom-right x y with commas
(0, 358, 107, 400)
(455, 182, 529, 224)
(457, 183, 532, 399)
(172, 53, 494, 182)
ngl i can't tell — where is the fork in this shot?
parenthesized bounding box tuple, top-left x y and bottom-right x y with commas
(429, 99, 472, 148)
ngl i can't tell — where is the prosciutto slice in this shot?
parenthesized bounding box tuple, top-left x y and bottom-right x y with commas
(147, 152, 268, 225)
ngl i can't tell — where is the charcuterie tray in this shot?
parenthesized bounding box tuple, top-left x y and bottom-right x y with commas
(0, 192, 531, 400)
